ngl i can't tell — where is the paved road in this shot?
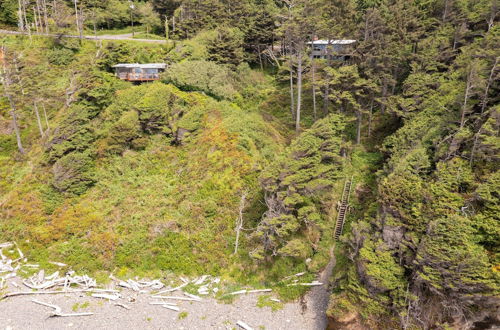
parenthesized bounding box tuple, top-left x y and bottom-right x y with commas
(0, 29, 167, 44)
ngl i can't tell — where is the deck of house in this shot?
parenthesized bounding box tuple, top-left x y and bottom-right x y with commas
(113, 63, 166, 82)
(308, 39, 357, 60)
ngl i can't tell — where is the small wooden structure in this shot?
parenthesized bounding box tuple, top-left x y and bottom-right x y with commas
(335, 176, 354, 240)
(307, 39, 356, 60)
(113, 63, 166, 82)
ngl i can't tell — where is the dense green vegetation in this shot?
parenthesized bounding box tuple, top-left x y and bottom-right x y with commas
(1, 0, 498, 329)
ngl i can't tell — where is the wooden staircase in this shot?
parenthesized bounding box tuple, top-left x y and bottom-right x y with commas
(334, 176, 353, 240)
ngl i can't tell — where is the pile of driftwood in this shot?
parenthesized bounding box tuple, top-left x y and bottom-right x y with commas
(1, 242, 279, 329)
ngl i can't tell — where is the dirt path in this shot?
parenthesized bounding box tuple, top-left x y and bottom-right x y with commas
(0, 29, 166, 43)
(303, 248, 336, 330)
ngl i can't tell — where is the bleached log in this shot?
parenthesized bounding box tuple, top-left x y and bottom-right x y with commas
(45, 271, 59, 280)
(14, 243, 24, 259)
(118, 281, 133, 289)
(247, 289, 272, 294)
(283, 272, 306, 280)
(183, 292, 202, 301)
(270, 298, 281, 303)
(22, 279, 57, 290)
(150, 295, 199, 301)
(31, 299, 62, 314)
(229, 290, 247, 295)
(149, 301, 178, 306)
(229, 289, 272, 295)
(163, 305, 180, 311)
(91, 293, 120, 300)
(49, 261, 67, 267)
(114, 303, 131, 310)
(193, 275, 209, 285)
(0, 242, 13, 249)
(287, 281, 323, 287)
(89, 289, 120, 293)
(24, 264, 39, 268)
(31, 299, 93, 317)
(2, 288, 117, 300)
(236, 321, 254, 330)
(127, 279, 141, 291)
(156, 282, 188, 295)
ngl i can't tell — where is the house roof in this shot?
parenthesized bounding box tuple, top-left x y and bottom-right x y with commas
(307, 40, 357, 45)
(112, 63, 167, 69)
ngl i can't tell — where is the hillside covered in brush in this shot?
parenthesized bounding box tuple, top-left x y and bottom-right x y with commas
(1, 0, 499, 329)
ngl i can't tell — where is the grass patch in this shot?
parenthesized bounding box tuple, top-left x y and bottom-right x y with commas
(256, 295, 284, 311)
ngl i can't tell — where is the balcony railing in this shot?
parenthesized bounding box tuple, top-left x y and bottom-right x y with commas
(117, 72, 161, 81)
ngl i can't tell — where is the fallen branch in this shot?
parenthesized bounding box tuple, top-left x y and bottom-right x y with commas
(183, 292, 202, 301)
(149, 301, 178, 306)
(150, 295, 199, 301)
(283, 272, 306, 280)
(287, 281, 323, 287)
(31, 299, 93, 317)
(114, 303, 131, 310)
(163, 305, 180, 311)
(91, 293, 120, 300)
(229, 289, 272, 295)
(156, 282, 188, 295)
(1, 288, 119, 300)
(237, 320, 254, 330)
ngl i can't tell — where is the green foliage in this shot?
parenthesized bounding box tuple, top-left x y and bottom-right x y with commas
(252, 114, 347, 261)
(0, 0, 17, 26)
(51, 151, 96, 195)
(359, 239, 405, 292)
(162, 60, 238, 100)
(415, 215, 499, 297)
(47, 48, 76, 66)
(207, 26, 245, 67)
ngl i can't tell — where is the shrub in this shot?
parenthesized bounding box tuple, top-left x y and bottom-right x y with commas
(47, 48, 75, 66)
(51, 151, 96, 195)
(162, 60, 239, 100)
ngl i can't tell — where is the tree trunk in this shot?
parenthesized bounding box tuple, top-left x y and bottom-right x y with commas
(257, 44, 264, 71)
(296, 47, 303, 132)
(42, 0, 49, 33)
(289, 56, 295, 121)
(460, 71, 473, 129)
(165, 16, 169, 40)
(22, 0, 31, 39)
(310, 34, 317, 121)
(33, 7, 40, 33)
(17, 0, 25, 31)
(8, 97, 25, 154)
(73, 0, 81, 39)
(233, 192, 247, 255)
(323, 39, 332, 115)
(356, 111, 362, 145)
(33, 101, 44, 137)
(480, 57, 498, 114)
(442, 0, 449, 22)
(78, 1, 84, 39)
(367, 96, 374, 137)
(1, 47, 25, 154)
(380, 78, 388, 114)
(42, 103, 50, 132)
